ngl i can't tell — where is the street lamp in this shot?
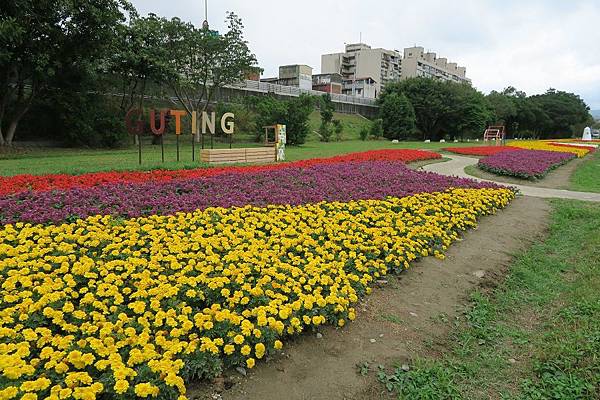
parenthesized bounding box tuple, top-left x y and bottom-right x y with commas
(202, 0, 209, 30)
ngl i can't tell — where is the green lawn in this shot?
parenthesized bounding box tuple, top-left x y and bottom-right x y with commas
(0, 138, 474, 177)
(377, 199, 600, 399)
(570, 149, 600, 193)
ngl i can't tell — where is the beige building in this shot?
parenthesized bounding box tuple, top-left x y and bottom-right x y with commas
(261, 64, 313, 90)
(321, 43, 401, 98)
(401, 46, 469, 84)
(321, 43, 470, 98)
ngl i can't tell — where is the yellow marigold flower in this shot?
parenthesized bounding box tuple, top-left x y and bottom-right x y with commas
(0, 386, 19, 400)
(240, 345, 251, 356)
(134, 383, 160, 398)
(246, 358, 255, 369)
(233, 335, 244, 345)
(223, 344, 235, 355)
(114, 380, 129, 394)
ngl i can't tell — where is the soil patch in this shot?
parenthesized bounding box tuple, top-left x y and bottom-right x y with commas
(464, 156, 588, 189)
(189, 196, 550, 400)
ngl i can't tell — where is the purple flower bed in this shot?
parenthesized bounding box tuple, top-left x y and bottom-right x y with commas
(478, 149, 575, 180)
(0, 161, 501, 225)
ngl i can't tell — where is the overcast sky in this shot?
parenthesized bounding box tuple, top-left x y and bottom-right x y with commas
(131, 0, 600, 109)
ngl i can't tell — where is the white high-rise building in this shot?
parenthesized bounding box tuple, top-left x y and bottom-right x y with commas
(321, 43, 401, 98)
(321, 43, 470, 98)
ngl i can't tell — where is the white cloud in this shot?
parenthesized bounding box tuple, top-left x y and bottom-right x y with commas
(131, 0, 600, 109)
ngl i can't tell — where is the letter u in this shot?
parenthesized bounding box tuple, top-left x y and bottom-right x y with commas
(150, 109, 167, 135)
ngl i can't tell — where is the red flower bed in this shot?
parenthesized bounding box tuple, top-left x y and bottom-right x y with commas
(444, 146, 524, 156)
(0, 149, 440, 196)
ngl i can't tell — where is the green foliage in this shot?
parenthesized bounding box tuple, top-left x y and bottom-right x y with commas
(161, 12, 257, 116)
(528, 89, 591, 138)
(215, 102, 255, 137)
(318, 122, 334, 142)
(370, 119, 384, 139)
(285, 94, 316, 145)
(379, 92, 416, 140)
(487, 90, 518, 125)
(359, 126, 370, 141)
(569, 149, 600, 193)
(250, 95, 315, 145)
(110, 13, 169, 112)
(445, 84, 494, 140)
(332, 119, 344, 141)
(377, 362, 463, 399)
(0, 0, 131, 145)
(380, 78, 491, 141)
(318, 94, 342, 142)
(319, 94, 335, 125)
(380, 78, 451, 141)
(376, 200, 600, 398)
(56, 94, 129, 148)
(486, 87, 591, 139)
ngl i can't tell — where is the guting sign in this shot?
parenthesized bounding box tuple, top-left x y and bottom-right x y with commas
(126, 109, 235, 136)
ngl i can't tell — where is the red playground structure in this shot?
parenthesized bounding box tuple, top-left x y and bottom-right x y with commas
(483, 125, 506, 142)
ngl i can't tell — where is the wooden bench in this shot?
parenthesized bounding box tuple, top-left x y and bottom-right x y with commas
(200, 147, 276, 165)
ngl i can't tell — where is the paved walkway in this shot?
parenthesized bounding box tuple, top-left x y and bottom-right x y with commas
(423, 154, 600, 202)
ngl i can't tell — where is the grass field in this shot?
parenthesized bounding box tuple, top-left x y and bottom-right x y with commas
(0, 138, 473, 176)
(377, 199, 600, 399)
(569, 149, 600, 193)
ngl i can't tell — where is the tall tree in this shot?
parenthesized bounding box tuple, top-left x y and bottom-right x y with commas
(111, 13, 169, 114)
(380, 79, 451, 140)
(529, 89, 590, 138)
(445, 84, 493, 140)
(486, 90, 517, 125)
(162, 12, 257, 138)
(318, 93, 335, 142)
(379, 92, 416, 140)
(0, 0, 131, 146)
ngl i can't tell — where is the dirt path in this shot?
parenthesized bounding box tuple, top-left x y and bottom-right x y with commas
(190, 196, 550, 400)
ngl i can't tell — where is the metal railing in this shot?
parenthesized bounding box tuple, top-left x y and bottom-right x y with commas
(226, 80, 378, 107)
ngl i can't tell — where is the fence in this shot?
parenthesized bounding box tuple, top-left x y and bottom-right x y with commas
(227, 80, 378, 106)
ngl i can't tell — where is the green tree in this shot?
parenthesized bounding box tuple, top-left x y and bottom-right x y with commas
(370, 119, 384, 139)
(284, 94, 315, 145)
(111, 13, 169, 114)
(0, 0, 131, 146)
(379, 92, 416, 140)
(318, 94, 335, 142)
(486, 90, 517, 125)
(380, 78, 451, 141)
(529, 89, 590, 138)
(162, 12, 257, 134)
(381, 78, 490, 141)
(250, 94, 314, 145)
(445, 84, 493, 140)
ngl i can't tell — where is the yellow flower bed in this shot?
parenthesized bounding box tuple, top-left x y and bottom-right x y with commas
(510, 140, 590, 157)
(0, 188, 514, 400)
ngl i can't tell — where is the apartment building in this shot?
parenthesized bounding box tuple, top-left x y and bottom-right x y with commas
(321, 43, 401, 98)
(401, 46, 469, 84)
(321, 43, 470, 98)
(341, 77, 377, 99)
(312, 73, 343, 94)
(260, 64, 313, 90)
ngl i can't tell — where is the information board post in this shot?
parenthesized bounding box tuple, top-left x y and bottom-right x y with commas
(276, 124, 286, 161)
